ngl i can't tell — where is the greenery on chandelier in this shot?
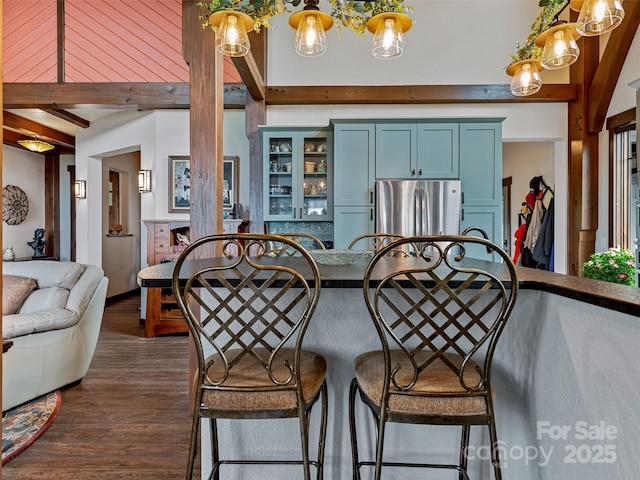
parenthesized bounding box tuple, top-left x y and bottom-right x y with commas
(329, 0, 413, 36)
(509, 0, 568, 65)
(199, 0, 413, 35)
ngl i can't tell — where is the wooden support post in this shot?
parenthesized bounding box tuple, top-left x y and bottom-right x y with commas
(568, 14, 599, 275)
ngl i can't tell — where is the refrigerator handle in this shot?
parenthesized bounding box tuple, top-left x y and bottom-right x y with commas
(415, 189, 421, 234)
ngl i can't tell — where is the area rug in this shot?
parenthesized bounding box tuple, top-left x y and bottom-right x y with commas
(2, 391, 61, 465)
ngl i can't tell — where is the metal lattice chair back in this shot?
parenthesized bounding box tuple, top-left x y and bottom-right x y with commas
(172, 233, 327, 480)
(348, 233, 413, 257)
(173, 233, 321, 392)
(263, 233, 327, 257)
(350, 234, 518, 480)
(365, 235, 517, 395)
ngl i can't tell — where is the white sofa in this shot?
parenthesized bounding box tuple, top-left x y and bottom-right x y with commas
(2, 261, 108, 411)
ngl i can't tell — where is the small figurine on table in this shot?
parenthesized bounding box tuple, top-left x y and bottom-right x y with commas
(27, 228, 47, 257)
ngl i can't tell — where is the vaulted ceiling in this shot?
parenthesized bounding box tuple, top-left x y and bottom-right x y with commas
(2, 0, 241, 151)
(3, 0, 639, 154)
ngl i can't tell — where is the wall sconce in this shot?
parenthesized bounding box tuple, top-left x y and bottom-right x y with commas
(138, 170, 152, 193)
(74, 180, 86, 199)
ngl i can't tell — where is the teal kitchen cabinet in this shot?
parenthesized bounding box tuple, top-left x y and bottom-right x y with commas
(333, 206, 375, 249)
(375, 122, 459, 179)
(459, 122, 502, 206)
(416, 123, 459, 178)
(460, 205, 502, 262)
(262, 127, 332, 222)
(459, 122, 503, 260)
(332, 122, 376, 247)
(333, 123, 375, 206)
(375, 123, 417, 178)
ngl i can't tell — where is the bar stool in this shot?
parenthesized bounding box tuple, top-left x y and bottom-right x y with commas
(264, 233, 327, 256)
(172, 233, 328, 480)
(349, 235, 518, 480)
(347, 233, 411, 257)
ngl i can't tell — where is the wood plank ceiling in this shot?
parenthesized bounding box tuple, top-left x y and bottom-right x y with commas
(2, 0, 241, 150)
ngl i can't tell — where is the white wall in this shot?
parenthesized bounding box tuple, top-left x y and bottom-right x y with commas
(1, 146, 46, 259)
(266, 1, 555, 86)
(75, 109, 251, 268)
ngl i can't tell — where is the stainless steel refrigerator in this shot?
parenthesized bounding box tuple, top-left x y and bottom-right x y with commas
(376, 179, 462, 236)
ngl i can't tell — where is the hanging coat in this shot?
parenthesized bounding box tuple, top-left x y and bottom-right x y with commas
(533, 198, 554, 269)
(523, 198, 545, 251)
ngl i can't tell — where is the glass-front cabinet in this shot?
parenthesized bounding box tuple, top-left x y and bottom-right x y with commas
(262, 127, 333, 222)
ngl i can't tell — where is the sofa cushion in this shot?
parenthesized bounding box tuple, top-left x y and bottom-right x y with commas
(20, 287, 70, 314)
(2, 261, 84, 290)
(3, 308, 78, 339)
(3, 275, 37, 314)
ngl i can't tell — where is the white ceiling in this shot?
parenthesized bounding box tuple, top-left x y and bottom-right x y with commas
(6, 108, 118, 136)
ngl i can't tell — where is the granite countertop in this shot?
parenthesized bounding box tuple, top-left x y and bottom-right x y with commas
(138, 258, 640, 317)
(515, 265, 640, 316)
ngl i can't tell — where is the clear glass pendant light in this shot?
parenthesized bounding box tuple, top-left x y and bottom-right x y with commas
(539, 24, 580, 70)
(371, 14, 405, 60)
(576, 0, 624, 36)
(509, 60, 542, 96)
(294, 12, 328, 57)
(215, 12, 251, 57)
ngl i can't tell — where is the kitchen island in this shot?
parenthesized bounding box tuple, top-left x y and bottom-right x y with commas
(138, 259, 640, 480)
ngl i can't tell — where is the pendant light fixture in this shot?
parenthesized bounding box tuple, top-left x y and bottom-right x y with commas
(506, 59, 543, 97)
(367, 12, 413, 60)
(209, 11, 254, 57)
(289, 0, 333, 57)
(572, 0, 624, 36)
(17, 137, 55, 153)
(535, 21, 580, 70)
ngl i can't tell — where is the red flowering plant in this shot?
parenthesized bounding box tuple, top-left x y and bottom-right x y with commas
(582, 248, 636, 287)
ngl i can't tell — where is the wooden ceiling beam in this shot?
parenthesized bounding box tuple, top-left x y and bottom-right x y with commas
(3, 82, 250, 110)
(265, 84, 578, 104)
(587, 0, 640, 133)
(231, 31, 266, 100)
(3, 111, 75, 148)
(3, 83, 190, 109)
(4, 82, 577, 111)
(2, 129, 74, 154)
(41, 108, 90, 128)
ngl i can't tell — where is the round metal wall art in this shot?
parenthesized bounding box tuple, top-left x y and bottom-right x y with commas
(2, 185, 29, 225)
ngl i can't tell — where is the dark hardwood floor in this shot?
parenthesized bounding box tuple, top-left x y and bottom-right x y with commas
(3, 293, 200, 479)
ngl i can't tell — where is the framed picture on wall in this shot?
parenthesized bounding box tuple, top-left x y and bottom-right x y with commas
(168, 156, 190, 213)
(223, 156, 239, 211)
(169, 155, 239, 213)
